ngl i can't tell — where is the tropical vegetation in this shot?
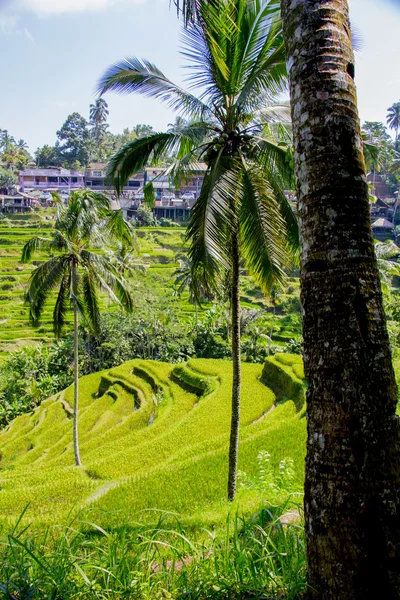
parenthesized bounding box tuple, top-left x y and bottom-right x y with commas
(98, 0, 299, 501)
(21, 190, 134, 465)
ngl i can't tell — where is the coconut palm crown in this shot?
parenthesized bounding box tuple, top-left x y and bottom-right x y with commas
(98, 0, 299, 499)
(387, 101, 400, 151)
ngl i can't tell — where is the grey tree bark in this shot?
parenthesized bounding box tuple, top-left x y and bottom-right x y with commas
(280, 1, 400, 598)
(227, 226, 241, 501)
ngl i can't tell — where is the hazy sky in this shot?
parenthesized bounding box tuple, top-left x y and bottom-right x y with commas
(0, 0, 399, 154)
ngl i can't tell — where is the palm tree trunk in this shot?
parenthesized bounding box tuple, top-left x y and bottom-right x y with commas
(281, 1, 400, 598)
(73, 281, 82, 467)
(227, 226, 241, 502)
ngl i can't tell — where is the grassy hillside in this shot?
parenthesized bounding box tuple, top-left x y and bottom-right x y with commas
(0, 354, 306, 528)
(0, 210, 302, 362)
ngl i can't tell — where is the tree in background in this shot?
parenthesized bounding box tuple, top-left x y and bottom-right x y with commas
(89, 98, 111, 161)
(0, 130, 15, 153)
(56, 112, 91, 168)
(387, 101, 400, 152)
(98, 0, 298, 501)
(21, 190, 134, 466)
(280, 0, 400, 597)
(0, 167, 18, 193)
(35, 144, 63, 168)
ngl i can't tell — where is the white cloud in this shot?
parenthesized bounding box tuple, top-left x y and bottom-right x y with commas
(0, 14, 35, 42)
(21, 0, 142, 14)
(0, 15, 18, 33)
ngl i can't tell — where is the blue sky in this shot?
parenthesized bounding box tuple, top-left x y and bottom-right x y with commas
(0, 0, 399, 155)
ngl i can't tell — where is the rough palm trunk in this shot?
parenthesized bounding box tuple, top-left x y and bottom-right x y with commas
(227, 226, 241, 501)
(73, 290, 82, 467)
(280, 1, 400, 597)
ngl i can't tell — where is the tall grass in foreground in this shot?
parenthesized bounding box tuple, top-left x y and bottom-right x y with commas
(0, 506, 306, 599)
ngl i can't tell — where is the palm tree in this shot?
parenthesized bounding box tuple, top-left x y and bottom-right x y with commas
(98, 0, 298, 500)
(89, 98, 110, 150)
(2, 143, 27, 171)
(280, 1, 400, 597)
(21, 189, 133, 467)
(387, 101, 400, 151)
(89, 98, 109, 127)
(0, 130, 15, 153)
(16, 139, 28, 151)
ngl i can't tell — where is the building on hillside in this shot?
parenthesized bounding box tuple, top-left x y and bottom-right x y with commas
(372, 217, 395, 240)
(85, 163, 145, 195)
(0, 192, 37, 214)
(144, 163, 206, 222)
(370, 198, 393, 221)
(19, 168, 85, 193)
(367, 172, 393, 200)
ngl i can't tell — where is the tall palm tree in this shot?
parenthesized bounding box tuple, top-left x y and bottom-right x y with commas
(98, 0, 298, 500)
(89, 98, 110, 149)
(280, 0, 400, 597)
(387, 101, 400, 152)
(89, 98, 109, 127)
(21, 189, 133, 467)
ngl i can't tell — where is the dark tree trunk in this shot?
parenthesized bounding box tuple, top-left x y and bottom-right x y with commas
(280, 1, 400, 598)
(227, 226, 241, 501)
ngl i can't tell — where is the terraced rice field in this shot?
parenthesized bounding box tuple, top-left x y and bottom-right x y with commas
(0, 354, 306, 528)
(0, 217, 196, 359)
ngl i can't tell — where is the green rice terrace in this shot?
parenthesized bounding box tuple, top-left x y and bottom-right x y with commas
(0, 210, 302, 362)
(0, 354, 305, 527)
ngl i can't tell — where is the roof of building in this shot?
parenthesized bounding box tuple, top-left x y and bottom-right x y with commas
(372, 218, 394, 229)
(87, 163, 107, 170)
(20, 168, 84, 177)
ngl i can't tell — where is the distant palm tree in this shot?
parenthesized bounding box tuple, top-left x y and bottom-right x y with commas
(168, 117, 188, 133)
(21, 189, 134, 466)
(0, 130, 15, 153)
(90, 98, 110, 151)
(2, 143, 27, 171)
(98, 0, 298, 500)
(16, 139, 28, 151)
(174, 252, 207, 330)
(387, 101, 400, 151)
(89, 98, 109, 126)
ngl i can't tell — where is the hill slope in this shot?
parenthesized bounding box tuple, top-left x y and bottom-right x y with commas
(0, 355, 306, 527)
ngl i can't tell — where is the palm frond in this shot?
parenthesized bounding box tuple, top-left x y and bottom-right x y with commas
(21, 236, 52, 263)
(26, 256, 68, 325)
(107, 133, 180, 194)
(105, 208, 135, 247)
(53, 273, 71, 339)
(81, 252, 133, 313)
(187, 154, 239, 290)
(97, 57, 209, 117)
(238, 159, 290, 292)
(144, 182, 155, 208)
(82, 269, 101, 336)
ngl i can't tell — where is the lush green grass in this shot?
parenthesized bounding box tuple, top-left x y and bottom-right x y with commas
(0, 506, 306, 599)
(0, 211, 302, 359)
(0, 354, 306, 529)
